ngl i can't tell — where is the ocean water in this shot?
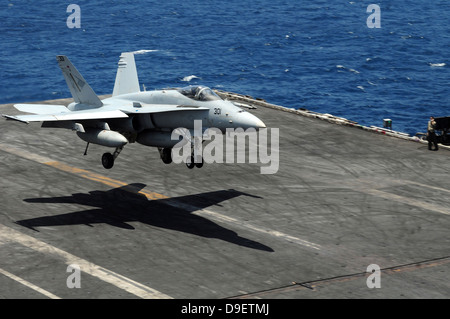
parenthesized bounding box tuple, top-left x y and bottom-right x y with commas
(0, 1, 448, 135)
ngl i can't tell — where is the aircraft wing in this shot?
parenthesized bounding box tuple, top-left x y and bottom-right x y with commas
(3, 103, 209, 124)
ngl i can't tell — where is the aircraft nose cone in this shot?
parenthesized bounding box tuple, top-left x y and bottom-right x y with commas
(239, 112, 267, 130)
(255, 118, 267, 130)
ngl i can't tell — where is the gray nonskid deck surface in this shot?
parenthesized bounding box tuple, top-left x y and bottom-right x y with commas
(0, 95, 449, 299)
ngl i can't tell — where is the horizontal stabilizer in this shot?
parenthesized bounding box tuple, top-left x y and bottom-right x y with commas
(2, 109, 128, 124)
(2, 114, 30, 123)
(14, 104, 68, 115)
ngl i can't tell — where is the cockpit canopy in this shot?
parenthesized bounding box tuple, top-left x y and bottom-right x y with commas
(177, 86, 222, 102)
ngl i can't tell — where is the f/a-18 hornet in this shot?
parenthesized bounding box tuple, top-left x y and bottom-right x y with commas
(3, 53, 266, 169)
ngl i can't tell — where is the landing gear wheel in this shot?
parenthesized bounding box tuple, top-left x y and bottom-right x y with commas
(102, 153, 115, 169)
(195, 155, 204, 168)
(161, 148, 172, 164)
(186, 155, 195, 169)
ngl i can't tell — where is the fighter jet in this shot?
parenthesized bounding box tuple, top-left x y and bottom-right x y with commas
(2, 53, 266, 169)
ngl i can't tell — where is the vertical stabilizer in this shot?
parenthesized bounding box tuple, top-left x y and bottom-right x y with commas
(56, 55, 103, 108)
(112, 52, 141, 96)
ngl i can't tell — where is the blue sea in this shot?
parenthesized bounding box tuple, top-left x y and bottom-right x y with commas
(0, 1, 448, 135)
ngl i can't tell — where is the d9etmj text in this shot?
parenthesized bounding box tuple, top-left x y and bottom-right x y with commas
(181, 303, 269, 316)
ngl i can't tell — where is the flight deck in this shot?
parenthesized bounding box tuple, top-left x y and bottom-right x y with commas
(0, 93, 449, 299)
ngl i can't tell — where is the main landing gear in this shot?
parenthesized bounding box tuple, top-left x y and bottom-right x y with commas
(159, 147, 204, 169)
(159, 147, 173, 164)
(92, 145, 204, 170)
(83, 141, 125, 170)
(185, 154, 203, 169)
(101, 146, 123, 169)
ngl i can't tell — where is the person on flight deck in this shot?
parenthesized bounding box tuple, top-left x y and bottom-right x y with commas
(427, 116, 438, 151)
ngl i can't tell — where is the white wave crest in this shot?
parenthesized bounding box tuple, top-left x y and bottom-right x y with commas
(336, 65, 360, 74)
(429, 63, 446, 67)
(129, 49, 159, 55)
(181, 75, 200, 82)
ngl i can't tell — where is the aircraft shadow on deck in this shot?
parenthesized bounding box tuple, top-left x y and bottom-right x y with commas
(16, 184, 273, 252)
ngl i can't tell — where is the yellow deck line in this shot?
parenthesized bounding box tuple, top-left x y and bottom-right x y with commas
(44, 161, 169, 200)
